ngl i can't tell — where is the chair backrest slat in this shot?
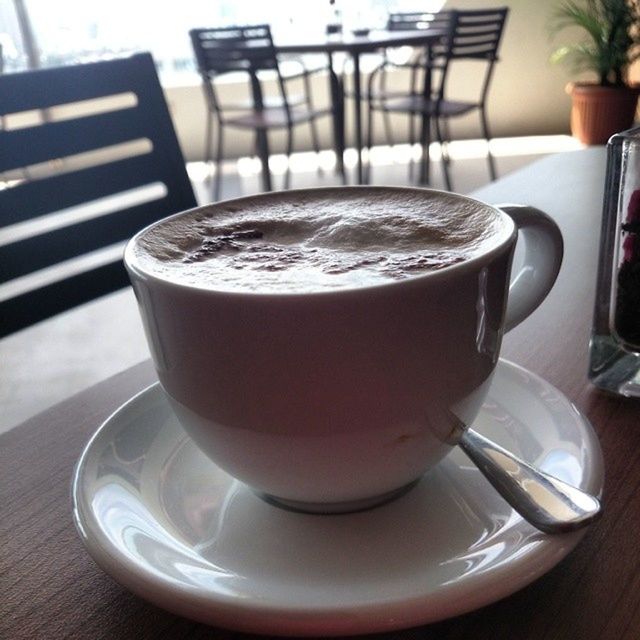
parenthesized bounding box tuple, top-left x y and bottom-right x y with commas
(2, 198, 176, 283)
(448, 8, 508, 60)
(1, 109, 152, 173)
(190, 25, 278, 76)
(1, 262, 128, 337)
(1, 65, 145, 115)
(1, 155, 168, 226)
(387, 11, 452, 32)
(0, 52, 197, 337)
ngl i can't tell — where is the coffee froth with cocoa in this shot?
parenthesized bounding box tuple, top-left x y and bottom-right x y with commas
(132, 187, 510, 293)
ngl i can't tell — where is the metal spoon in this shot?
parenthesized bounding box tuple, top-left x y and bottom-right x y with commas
(453, 419, 602, 534)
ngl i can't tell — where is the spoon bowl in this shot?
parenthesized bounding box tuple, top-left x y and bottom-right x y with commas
(454, 420, 602, 534)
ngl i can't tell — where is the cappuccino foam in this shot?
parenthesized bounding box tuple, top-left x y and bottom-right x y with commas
(132, 189, 509, 293)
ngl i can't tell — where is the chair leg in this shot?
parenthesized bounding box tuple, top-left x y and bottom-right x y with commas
(284, 125, 294, 190)
(480, 107, 497, 181)
(434, 116, 452, 192)
(309, 118, 324, 177)
(213, 122, 224, 201)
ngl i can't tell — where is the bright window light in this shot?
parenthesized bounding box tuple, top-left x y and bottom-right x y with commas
(0, 0, 446, 77)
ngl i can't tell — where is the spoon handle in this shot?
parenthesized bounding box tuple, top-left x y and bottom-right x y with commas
(458, 428, 602, 534)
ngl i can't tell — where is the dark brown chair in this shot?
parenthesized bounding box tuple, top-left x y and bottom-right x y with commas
(0, 52, 197, 337)
(190, 24, 337, 200)
(367, 8, 508, 190)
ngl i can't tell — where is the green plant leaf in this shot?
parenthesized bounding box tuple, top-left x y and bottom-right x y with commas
(549, 0, 640, 86)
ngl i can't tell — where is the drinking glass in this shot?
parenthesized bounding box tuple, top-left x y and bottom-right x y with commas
(589, 126, 640, 396)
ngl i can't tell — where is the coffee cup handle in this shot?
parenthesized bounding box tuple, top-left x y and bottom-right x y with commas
(496, 204, 564, 332)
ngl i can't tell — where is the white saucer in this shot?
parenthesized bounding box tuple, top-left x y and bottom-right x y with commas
(72, 359, 604, 637)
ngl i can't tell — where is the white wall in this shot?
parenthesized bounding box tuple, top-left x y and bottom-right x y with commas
(441, 0, 575, 136)
(164, 0, 578, 162)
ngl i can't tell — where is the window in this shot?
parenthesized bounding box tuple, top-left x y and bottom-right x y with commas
(0, 0, 444, 81)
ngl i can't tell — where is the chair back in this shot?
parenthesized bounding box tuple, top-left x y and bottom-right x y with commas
(447, 8, 508, 61)
(381, 11, 455, 98)
(190, 25, 279, 76)
(433, 8, 509, 103)
(190, 25, 289, 117)
(0, 52, 197, 337)
(386, 10, 454, 57)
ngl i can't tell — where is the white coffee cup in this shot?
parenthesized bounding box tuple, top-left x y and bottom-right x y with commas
(125, 187, 562, 513)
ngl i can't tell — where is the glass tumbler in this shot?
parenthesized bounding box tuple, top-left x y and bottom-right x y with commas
(590, 126, 640, 396)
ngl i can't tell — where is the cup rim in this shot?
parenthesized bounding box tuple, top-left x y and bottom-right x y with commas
(124, 185, 517, 298)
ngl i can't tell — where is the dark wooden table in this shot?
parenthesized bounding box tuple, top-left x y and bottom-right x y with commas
(3, 147, 640, 639)
(277, 29, 445, 186)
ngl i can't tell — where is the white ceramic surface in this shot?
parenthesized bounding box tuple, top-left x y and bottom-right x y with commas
(124, 187, 563, 508)
(72, 359, 603, 637)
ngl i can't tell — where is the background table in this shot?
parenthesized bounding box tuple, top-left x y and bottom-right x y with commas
(277, 29, 446, 186)
(3, 148, 640, 639)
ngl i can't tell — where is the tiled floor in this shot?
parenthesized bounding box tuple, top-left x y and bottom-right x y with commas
(0, 136, 583, 433)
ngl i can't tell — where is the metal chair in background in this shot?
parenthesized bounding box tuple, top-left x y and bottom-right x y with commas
(369, 10, 454, 150)
(367, 8, 509, 190)
(190, 24, 337, 200)
(0, 52, 197, 337)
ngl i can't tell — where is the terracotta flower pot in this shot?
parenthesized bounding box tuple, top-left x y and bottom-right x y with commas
(567, 83, 640, 145)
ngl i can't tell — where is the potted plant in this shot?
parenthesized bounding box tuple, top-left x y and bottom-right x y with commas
(550, 0, 640, 144)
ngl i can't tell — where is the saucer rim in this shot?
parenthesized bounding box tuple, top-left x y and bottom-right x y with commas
(72, 359, 604, 636)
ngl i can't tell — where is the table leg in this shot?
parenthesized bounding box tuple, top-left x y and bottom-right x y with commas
(419, 55, 433, 186)
(419, 112, 431, 185)
(352, 52, 364, 184)
(327, 53, 346, 183)
(255, 129, 272, 192)
(248, 73, 272, 192)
